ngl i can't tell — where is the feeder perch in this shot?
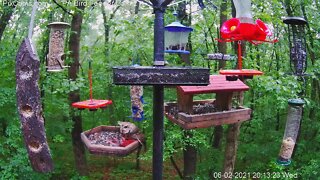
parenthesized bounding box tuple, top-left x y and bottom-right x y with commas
(81, 125, 145, 156)
(165, 20, 193, 54)
(283, 17, 308, 76)
(46, 22, 70, 72)
(165, 75, 252, 129)
(277, 99, 304, 166)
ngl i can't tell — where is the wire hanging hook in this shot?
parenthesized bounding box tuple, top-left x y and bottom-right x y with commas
(28, 0, 38, 39)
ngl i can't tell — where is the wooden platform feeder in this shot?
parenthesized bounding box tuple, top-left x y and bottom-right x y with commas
(81, 125, 145, 156)
(165, 75, 252, 129)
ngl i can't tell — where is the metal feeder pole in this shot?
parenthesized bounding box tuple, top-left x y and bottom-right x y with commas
(153, 2, 165, 180)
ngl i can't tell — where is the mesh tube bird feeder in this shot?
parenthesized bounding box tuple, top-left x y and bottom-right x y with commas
(283, 17, 308, 76)
(46, 22, 70, 72)
(278, 99, 304, 165)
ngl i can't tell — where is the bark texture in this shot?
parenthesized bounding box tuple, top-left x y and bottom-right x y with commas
(16, 38, 53, 172)
(68, 2, 88, 175)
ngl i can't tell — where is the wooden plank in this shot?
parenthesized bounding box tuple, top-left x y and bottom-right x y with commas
(177, 88, 193, 114)
(16, 38, 53, 172)
(165, 108, 251, 130)
(178, 75, 249, 95)
(215, 92, 233, 111)
(178, 108, 251, 122)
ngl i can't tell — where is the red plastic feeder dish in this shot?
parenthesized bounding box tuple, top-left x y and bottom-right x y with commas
(219, 69, 263, 76)
(72, 99, 112, 110)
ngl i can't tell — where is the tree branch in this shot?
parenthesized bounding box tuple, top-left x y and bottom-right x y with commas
(150, 0, 158, 6)
(52, 0, 73, 16)
(138, 0, 153, 6)
(161, 0, 174, 8)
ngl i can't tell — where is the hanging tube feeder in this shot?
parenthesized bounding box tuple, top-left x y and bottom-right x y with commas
(72, 60, 112, 110)
(277, 99, 304, 165)
(283, 17, 308, 76)
(130, 86, 144, 121)
(46, 22, 70, 72)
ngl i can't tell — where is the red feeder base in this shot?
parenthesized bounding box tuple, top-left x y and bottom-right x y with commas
(219, 69, 263, 76)
(72, 99, 112, 110)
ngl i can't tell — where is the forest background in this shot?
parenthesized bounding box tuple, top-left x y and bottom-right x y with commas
(0, 0, 319, 179)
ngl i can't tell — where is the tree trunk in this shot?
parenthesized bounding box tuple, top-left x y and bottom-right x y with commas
(222, 123, 241, 179)
(183, 131, 197, 180)
(221, 1, 245, 177)
(68, 2, 88, 176)
(212, 0, 228, 149)
(176, 2, 198, 178)
(0, 2, 16, 42)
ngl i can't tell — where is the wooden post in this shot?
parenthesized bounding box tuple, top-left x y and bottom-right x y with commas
(222, 90, 243, 179)
(16, 38, 53, 172)
(177, 88, 197, 179)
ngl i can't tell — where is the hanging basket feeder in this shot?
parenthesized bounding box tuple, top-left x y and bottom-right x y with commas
(46, 22, 70, 72)
(81, 125, 145, 156)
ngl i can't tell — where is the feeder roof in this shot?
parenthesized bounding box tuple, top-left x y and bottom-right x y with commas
(165, 21, 193, 32)
(283, 17, 308, 25)
(47, 22, 70, 29)
(288, 99, 305, 106)
(178, 75, 249, 95)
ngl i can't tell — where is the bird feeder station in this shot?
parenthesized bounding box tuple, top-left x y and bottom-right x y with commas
(165, 75, 252, 129)
(72, 60, 112, 110)
(283, 17, 308, 76)
(46, 22, 70, 72)
(113, 1, 210, 178)
(81, 123, 145, 156)
(164, 18, 193, 54)
(278, 99, 304, 165)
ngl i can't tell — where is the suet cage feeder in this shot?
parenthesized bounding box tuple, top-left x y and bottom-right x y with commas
(283, 17, 308, 76)
(165, 21, 193, 54)
(46, 22, 70, 72)
(277, 99, 304, 166)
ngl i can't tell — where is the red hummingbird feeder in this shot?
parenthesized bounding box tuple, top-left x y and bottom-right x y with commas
(218, 0, 277, 79)
(72, 60, 112, 110)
